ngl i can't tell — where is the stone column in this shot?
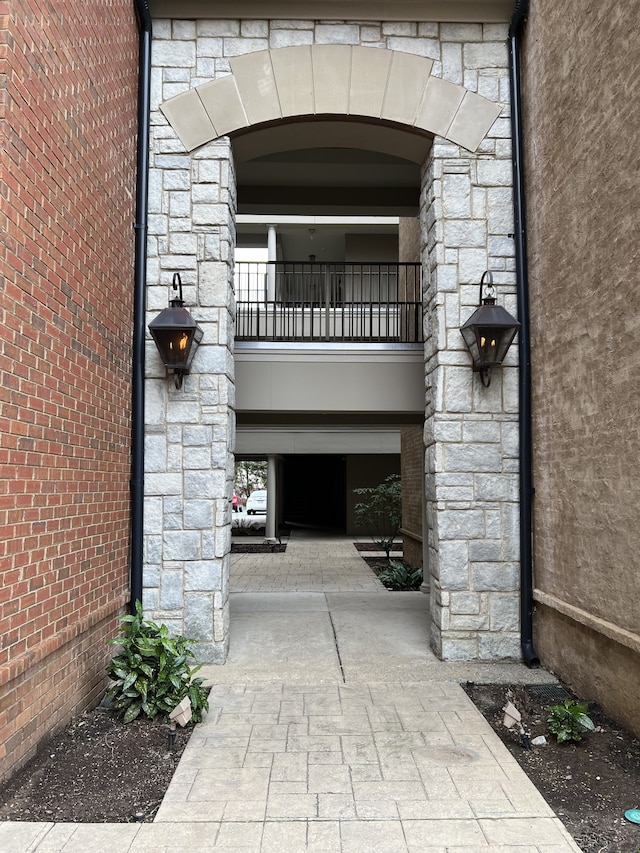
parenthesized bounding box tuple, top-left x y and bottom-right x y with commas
(267, 225, 277, 302)
(144, 126, 237, 663)
(422, 127, 520, 662)
(265, 454, 278, 543)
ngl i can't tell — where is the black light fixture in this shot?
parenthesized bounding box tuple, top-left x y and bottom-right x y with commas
(460, 270, 520, 387)
(148, 273, 203, 389)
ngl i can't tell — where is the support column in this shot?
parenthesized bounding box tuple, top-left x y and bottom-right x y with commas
(267, 225, 276, 302)
(265, 454, 278, 543)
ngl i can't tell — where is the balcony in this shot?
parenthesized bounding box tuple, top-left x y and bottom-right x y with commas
(235, 261, 423, 343)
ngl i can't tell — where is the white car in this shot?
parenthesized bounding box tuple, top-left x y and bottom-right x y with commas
(245, 490, 267, 514)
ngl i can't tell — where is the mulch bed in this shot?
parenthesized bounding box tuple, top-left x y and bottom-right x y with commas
(231, 542, 287, 553)
(463, 682, 640, 853)
(0, 708, 191, 823)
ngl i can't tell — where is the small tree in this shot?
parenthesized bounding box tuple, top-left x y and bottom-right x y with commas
(353, 474, 402, 559)
(234, 460, 267, 500)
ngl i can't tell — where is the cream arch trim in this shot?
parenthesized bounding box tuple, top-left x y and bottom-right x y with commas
(160, 46, 503, 154)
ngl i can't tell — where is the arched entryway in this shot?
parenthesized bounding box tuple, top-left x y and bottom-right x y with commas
(147, 37, 520, 664)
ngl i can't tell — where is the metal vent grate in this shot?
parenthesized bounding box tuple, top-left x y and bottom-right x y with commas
(528, 684, 572, 702)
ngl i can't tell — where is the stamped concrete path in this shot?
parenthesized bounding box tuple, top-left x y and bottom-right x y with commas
(1, 530, 581, 852)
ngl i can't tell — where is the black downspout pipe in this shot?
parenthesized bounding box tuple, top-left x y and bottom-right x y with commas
(131, 0, 152, 612)
(509, 0, 539, 666)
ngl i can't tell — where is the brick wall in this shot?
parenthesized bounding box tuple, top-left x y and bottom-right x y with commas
(401, 427, 424, 569)
(522, 0, 640, 735)
(0, 0, 138, 779)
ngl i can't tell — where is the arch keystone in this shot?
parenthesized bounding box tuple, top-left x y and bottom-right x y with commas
(311, 45, 351, 114)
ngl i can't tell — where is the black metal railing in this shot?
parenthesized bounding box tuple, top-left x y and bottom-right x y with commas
(235, 262, 423, 343)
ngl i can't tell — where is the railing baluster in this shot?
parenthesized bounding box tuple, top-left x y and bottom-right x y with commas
(234, 261, 423, 344)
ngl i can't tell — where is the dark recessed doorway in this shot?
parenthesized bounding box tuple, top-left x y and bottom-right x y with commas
(283, 455, 346, 531)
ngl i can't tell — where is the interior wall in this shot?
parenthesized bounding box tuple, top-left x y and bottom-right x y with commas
(523, 0, 640, 733)
(345, 233, 398, 261)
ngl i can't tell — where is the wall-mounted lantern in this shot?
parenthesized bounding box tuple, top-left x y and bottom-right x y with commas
(460, 271, 520, 387)
(148, 273, 203, 389)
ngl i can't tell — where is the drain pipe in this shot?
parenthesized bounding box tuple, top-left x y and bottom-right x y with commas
(130, 0, 152, 612)
(509, 0, 539, 666)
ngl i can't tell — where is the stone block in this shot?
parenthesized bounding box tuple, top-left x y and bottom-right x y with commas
(437, 540, 470, 589)
(442, 173, 471, 218)
(160, 570, 184, 610)
(478, 633, 520, 660)
(443, 366, 473, 413)
(469, 539, 501, 562)
(145, 435, 167, 473)
(185, 560, 223, 591)
(315, 24, 359, 44)
(184, 593, 214, 640)
(184, 468, 226, 500)
(457, 248, 488, 282)
(450, 612, 490, 630)
(241, 20, 268, 38)
(270, 29, 314, 48)
(144, 497, 163, 535)
(183, 425, 213, 446)
(463, 421, 500, 443)
(163, 530, 202, 561)
(465, 41, 508, 71)
(441, 42, 463, 85)
(142, 588, 159, 612)
(223, 37, 268, 56)
(184, 500, 214, 529)
(471, 561, 518, 591)
(477, 159, 512, 187)
(143, 564, 160, 589)
(154, 40, 196, 68)
(489, 594, 519, 631)
(387, 36, 440, 60)
(198, 20, 239, 36)
(145, 472, 182, 496)
(450, 592, 481, 615)
(444, 218, 486, 248)
(439, 509, 484, 540)
(445, 444, 502, 473)
(441, 637, 477, 660)
(475, 473, 518, 502)
(197, 38, 223, 60)
(144, 535, 162, 564)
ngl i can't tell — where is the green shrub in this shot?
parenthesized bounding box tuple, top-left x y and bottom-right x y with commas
(353, 474, 402, 558)
(106, 601, 209, 724)
(377, 560, 423, 591)
(547, 699, 595, 743)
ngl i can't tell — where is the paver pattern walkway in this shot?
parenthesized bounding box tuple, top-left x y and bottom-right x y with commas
(0, 531, 581, 852)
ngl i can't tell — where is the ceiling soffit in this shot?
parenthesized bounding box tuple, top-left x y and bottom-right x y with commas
(148, 0, 512, 22)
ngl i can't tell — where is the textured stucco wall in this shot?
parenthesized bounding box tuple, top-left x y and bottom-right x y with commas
(523, 0, 640, 733)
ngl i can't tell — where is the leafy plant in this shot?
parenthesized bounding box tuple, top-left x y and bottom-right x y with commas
(377, 560, 423, 591)
(353, 474, 402, 558)
(547, 699, 595, 743)
(106, 601, 209, 725)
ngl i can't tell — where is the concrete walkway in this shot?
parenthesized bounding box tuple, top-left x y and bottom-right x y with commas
(0, 532, 581, 852)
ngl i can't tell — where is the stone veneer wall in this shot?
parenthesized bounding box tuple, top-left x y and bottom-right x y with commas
(422, 128, 519, 660)
(148, 16, 518, 661)
(144, 129, 236, 661)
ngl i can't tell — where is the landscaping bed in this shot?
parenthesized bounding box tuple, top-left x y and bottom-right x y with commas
(463, 681, 640, 853)
(0, 707, 191, 823)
